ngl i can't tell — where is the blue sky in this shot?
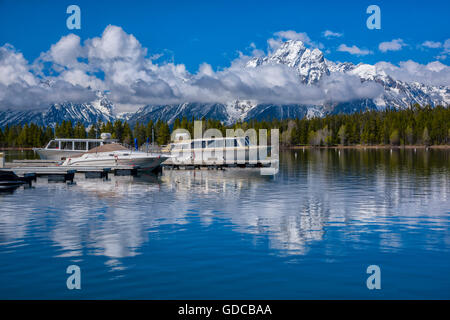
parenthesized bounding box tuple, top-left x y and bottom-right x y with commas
(1, 0, 449, 71)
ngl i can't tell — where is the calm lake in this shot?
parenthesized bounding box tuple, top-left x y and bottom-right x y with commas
(0, 149, 449, 299)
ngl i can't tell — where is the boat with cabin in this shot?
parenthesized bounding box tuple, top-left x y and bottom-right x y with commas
(164, 133, 273, 165)
(33, 133, 117, 160)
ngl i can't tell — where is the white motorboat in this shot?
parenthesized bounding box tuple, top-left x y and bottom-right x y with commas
(61, 143, 169, 172)
(164, 135, 273, 165)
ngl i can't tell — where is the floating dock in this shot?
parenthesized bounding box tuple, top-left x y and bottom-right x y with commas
(162, 159, 274, 170)
(3, 160, 142, 182)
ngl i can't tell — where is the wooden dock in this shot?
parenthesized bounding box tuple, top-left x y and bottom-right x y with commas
(3, 160, 142, 182)
(162, 159, 275, 170)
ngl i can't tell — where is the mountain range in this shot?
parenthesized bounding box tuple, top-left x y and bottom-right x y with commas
(0, 40, 448, 128)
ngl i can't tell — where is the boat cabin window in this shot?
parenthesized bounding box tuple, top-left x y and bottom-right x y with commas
(245, 137, 250, 146)
(173, 143, 190, 151)
(214, 139, 224, 148)
(207, 140, 215, 148)
(60, 141, 73, 150)
(74, 141, 87, 151)
(47, 140, 59, 149)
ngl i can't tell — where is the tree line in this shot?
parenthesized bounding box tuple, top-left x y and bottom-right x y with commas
(0, 104, 448, 148)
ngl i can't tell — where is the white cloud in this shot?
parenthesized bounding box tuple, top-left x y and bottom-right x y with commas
(270, 30, 323, 50)
(375, 60, 450, 86)
(419, 39, 450, 60)
(337, 44, 373, 56)
(323, 30, 343, 38)
(86, 25, 146, 61)
(436, 39, 450, 60)
(378, 39, 406, 52)
(422, 41, 442, 49)
(274, 30, 311, 43)
(0, 44, 37, 86)
(45, 34, 83, 67)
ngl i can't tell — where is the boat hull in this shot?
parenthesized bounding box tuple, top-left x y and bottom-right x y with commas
(0, 170, 25, 190)
(64, 155, 168, 172)
(33, 148, 83, 160)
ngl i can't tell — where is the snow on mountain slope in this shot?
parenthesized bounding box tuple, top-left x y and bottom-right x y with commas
(348, 63, 450, 108)
(0, 91, 115, 127)
(247, 41, 449, 110)
(126, 103, 230, 125)
(247, 40, 329, 84)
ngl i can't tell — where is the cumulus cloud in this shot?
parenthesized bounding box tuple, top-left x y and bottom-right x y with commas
(323, 30, 343, 38)
(0, 44, 96, 110)
(0, 44, 37, 86)
(436, 39, 450, 60)
(269, 30, 324, 51)
(375, 60, 450, 86)
(0, 25, 446, 113)
(419, 39, 450, 60)
(378, 39, 407, 52)
(337, 44, 373, 56)
(422, 40, 442, 49)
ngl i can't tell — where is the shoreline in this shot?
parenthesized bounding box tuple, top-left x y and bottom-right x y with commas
(284, 145, 450, 150)
(0, 147, 35, 151)
(1, 145, 449, 152)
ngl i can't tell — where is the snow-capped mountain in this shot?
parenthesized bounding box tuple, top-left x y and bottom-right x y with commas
(0, 91, 115, 127)
(343, 63, 449, 108)
(125, 102, 230, 125)
(247, 40, 449, 109)
(247, 40, 330, 84)
(1, 40, 448, 127)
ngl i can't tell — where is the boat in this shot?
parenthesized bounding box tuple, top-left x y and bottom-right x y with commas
(164, 134, 273, 165)
(0, 170, 26, 191)
(33, 133, 118, 160)
(61, 143, 169, 172)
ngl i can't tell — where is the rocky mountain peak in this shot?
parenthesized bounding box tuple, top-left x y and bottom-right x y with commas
(247, 40, 329, 84)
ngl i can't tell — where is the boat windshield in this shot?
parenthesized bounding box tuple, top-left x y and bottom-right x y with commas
(47, 140, 59, 149)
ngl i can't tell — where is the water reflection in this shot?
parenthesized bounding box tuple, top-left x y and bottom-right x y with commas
(0, 149, 449, 268)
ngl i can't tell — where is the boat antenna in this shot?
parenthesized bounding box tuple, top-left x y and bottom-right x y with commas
(152, 128, 155, 146)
